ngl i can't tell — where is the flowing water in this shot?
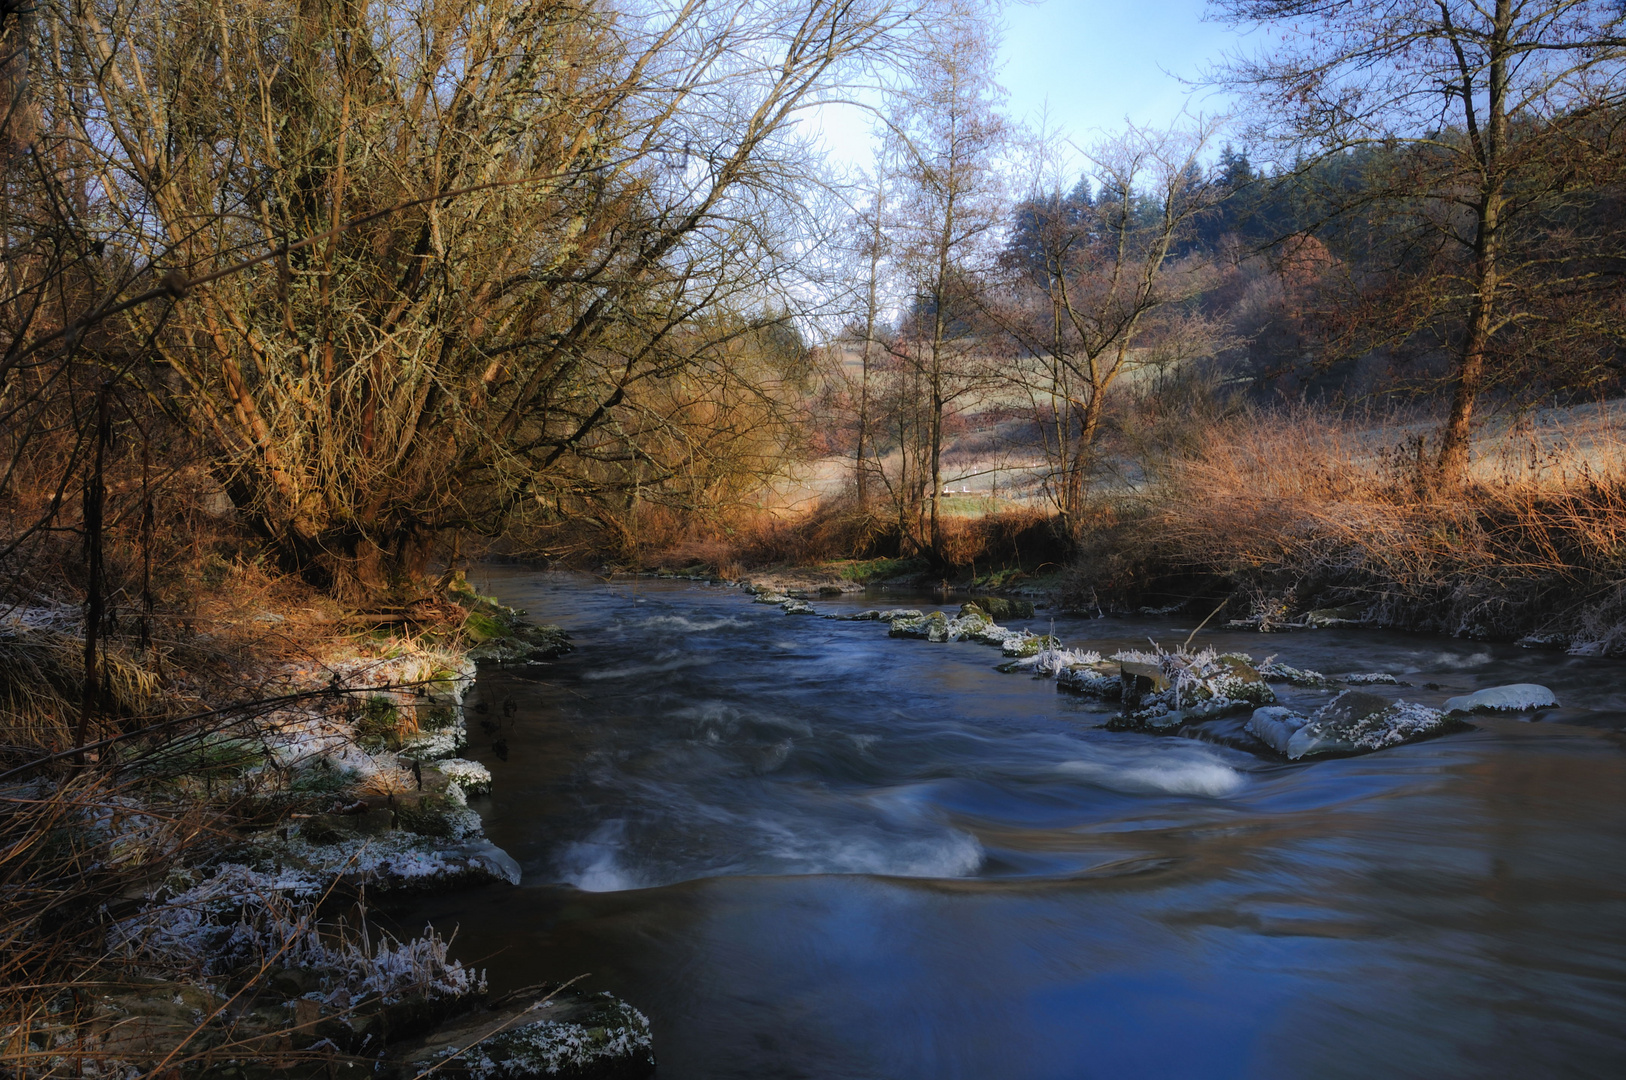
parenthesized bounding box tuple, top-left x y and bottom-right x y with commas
(397, 569, 1626, 1079)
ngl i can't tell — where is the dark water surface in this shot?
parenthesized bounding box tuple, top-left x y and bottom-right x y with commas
(398, 569, 1626, 1079)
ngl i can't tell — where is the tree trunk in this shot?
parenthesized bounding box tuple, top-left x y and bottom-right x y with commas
(1436, 0, 1510, 487)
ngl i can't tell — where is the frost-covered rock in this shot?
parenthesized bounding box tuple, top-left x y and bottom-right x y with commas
(1345, 672, 1401, 685)
(264, 826, 520, 890)
(1055, 655, 1120, 698)
(396, 989, 655, 1080)
(781, 599, 815, 615)
(400, 725, 469, 761)
(878, 608, 923, 622)
(437, 758, 493, 796)
(1110, 649, 1276, 731)
(883, 605, 1025, 648)
(889, 611, 950, 641)
(1000, 632, 1062, 658)
(965, 596, 1036, 621)
(1443, 683, 1559, 713)
(1244, 706, 1307, 756)
(1304, 605, 1366, 628)
(1248, 690, 1461, 759)
(1257, 660, 1333, 687)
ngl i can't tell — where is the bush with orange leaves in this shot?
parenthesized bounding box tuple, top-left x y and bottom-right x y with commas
(1066, 403, 1626, 654)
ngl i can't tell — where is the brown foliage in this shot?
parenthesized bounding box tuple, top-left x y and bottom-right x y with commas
(1069, 404, 1626, 649)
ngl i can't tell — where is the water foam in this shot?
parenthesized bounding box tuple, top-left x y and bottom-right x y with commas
(579, 653, 711, 682)
(635, 614, 745, 633)
(555, 820, 644, 892)
(1058, 747, 1247, 797)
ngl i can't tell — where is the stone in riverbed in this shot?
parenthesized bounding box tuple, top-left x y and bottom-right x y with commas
(1257, 661, 1333, 687)
(1109, 650, 1275, 731)
(967, 596, 1036, 621)
(1118, 660, 1169, 711)
(1247, 690, 1461, 759)
(878, 608, 923, 622)
(1304, 604, 1367, 628)
(781, 599, 815, 615)
(1001, 632, 1061, 658)
(889, 611, 950, 642)
(392, 988, 655, 1080)
(1442, 683, 1559, 713)
(1245, 706, 1306, 755)
(1055, 657, 1121, 697)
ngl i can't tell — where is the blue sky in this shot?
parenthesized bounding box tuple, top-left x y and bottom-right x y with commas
(1000, 0, 1246, 136)
(808, 0, 1253, 172)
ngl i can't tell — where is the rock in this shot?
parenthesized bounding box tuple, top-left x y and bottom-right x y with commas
(817, 585, 845, 597)
(437, 839, 523, 885)
(1304, 604, 1366, 628)
(1443, 683, 1559, 713)
(1345, 672, 1401, 685)
(468, 622, 573, 663)
(435, 757, 493, 796)
(890, 611, 951, 642)
(842, 610, 883, 621)
(1001, 633, 1061, 658)
(1056, 660, 1122, 697)
(968, 596, 1036, 621)
(752, 591, 790, 605)
(1245, 706, 1307, 756)
(1258, 689, 1461, 759)
(1118, 660, 1169, 711)
(1110, 650, 1276, 730)
(1257, 661, 1333, 687)
(391, 987, 655, 1080)
(1516, 632, 1569, 650)
(878, 608, 923, 622)
(781, 599, 815, 615)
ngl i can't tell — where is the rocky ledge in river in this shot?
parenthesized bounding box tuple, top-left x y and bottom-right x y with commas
(389, 984, 656, 1080)
(1002, 646, 1549, 760)
(1246, 690, 1466, 759)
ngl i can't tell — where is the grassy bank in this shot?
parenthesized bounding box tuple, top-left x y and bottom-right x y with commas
(0, 557, 636, 1076)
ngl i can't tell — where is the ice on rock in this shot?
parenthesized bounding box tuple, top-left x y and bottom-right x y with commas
(1442, 683, 1559, 713)
(1248, 690, 1458, 759)
(1245, 706, 1307, 756)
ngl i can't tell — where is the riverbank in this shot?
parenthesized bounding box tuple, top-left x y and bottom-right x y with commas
(0, 568, 653, 1078)
(619, 404, 1626, 658)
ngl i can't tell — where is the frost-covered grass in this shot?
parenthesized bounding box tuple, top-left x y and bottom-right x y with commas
(446, 994, 654, 1079)
(110, 863, 483, 1003)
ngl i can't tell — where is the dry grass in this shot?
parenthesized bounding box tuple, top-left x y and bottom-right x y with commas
(1071, 402, 1626, 651)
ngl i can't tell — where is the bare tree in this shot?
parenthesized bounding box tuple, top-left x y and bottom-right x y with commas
(994, 123, 1220, 538)
(887, 0, 1007, 558)
(1211, 0, 1626, 483)
(35, 0, 921, 595)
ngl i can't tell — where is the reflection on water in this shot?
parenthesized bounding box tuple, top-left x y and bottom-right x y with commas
(395, 570, 1626, 1079)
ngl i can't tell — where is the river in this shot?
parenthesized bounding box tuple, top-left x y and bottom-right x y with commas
(396, 568, 1626, 1079)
